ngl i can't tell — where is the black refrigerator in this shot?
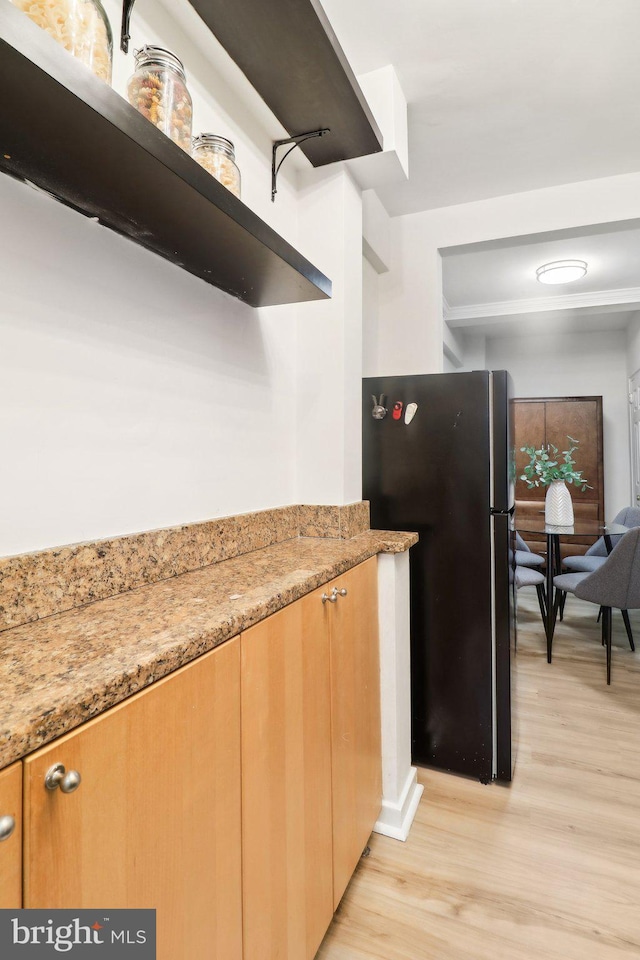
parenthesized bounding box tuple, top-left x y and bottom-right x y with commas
(362, 370, 516, 783)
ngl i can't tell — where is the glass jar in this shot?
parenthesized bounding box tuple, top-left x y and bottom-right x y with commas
(11, 0, 113, 83)
(192, 135, 241, 199)
(127, 46, 193, 154)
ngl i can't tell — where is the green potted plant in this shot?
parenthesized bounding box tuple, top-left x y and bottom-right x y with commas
(520, 436, 591, 525)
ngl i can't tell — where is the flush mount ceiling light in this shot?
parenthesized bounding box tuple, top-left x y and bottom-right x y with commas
(535, 259, 588, 285)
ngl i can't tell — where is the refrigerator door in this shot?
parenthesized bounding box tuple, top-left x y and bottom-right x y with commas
(363, 372, 495, 781)
(492, 509, 515, 781)
(490, 370, 515, 512)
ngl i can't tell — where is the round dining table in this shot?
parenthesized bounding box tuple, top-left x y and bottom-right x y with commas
(514, 517, 631, 662)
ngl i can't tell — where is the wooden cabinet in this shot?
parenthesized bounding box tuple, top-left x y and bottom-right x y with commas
(328, 557, 382, 908)
(514, 396, 604, 555)
(8, 557, 381, 957)
(241, 594, 334, 960)
(241, 556, 382, 956)
(0, 761, 22, 908)
(22, 638, 242, 960)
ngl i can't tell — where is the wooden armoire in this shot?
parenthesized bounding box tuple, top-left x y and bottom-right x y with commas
(514, 396, 604, 557)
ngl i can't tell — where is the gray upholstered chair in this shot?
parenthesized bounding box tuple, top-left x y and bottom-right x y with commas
(563, 505, 640, 574)
(515, 532, 544, 569)
(553, 526, 640, 684)
(561, 505, 640, 647)
(515, 564, 546, 622)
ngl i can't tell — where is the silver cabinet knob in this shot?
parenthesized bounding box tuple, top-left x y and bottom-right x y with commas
(0, 815, 15, 842)
(322, 587, 348, 603)
(45, 763, 82, 794)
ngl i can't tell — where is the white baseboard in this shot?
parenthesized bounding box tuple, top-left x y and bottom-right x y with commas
(373, 767, 424, 842)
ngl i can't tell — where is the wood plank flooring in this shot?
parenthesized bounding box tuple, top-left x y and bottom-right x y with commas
(316, 590, 640, 960)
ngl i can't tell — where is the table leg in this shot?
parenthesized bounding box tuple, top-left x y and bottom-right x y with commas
(545, 533, 560, 663)
(545, 533, 552, 661)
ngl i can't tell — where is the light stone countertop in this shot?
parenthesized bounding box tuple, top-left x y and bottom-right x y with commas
(0, 530, 416, 769)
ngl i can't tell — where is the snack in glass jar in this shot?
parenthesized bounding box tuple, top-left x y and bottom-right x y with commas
(11, 0, 113, 83)
(192, 134, 241, 199)
(127, 46, 193, 154)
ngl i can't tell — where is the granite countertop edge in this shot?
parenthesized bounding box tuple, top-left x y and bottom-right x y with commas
(0, 530, 417, 770)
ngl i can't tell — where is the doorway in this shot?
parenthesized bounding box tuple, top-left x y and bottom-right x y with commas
(629, 368, 640, 508)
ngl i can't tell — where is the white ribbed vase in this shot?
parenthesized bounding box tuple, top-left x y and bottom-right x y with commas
(545, 480, 574, 526)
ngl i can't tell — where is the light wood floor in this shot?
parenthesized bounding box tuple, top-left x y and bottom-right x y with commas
(317, 591, 640, 960)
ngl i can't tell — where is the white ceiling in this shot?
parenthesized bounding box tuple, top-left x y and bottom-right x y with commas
(317, 1, 640, 341)
(443, 220, 640, 304)
(442, 219, 640, 338)
(441, 220, 640, 337)
(321, 0, 640, 217)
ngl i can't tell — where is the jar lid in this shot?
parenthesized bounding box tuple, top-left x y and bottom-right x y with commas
(192, 134, 236, 159)
(134, 45, 187, 81)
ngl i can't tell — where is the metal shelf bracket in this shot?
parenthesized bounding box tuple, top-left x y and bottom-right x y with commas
(121, 0, 137, 54)
(271, 129, 330, 201)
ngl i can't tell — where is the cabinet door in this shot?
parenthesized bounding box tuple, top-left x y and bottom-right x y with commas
(513, 399, 546, 504)
(0, 761, 22, 908)
(328, 556, 382, 909)
(23, 638, 242, 960)
(241, 596, 333, 960)
(514, 396, 604, 554)
(545, 398, 603, 516)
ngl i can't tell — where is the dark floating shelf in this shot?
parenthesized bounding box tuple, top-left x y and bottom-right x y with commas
(0, 3, 332, 307)
(187, 0, 383, 167)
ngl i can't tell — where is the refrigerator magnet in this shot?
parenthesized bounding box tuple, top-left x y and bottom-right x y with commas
(404, 402, 418, 424)
(392, 401, 403, 420)
(371, 394, 387, 419)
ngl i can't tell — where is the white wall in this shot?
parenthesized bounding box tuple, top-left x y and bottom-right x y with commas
(0, 172, 300, 556)
(362, 190, 392, 274)
(377, 211, 444, 375)
(441, 354, 457, 373)
(461, 333, 487, 372)
(627, 311, 640, 378)
(0, 2, 363, 556)
(296, 168, 364, 504)
(376, 172, 640, 376)
(486, 332, 630, 516)
(362, 257, 380, 377)
(362, 189, 390, 377)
